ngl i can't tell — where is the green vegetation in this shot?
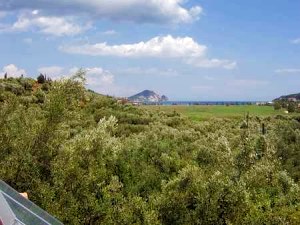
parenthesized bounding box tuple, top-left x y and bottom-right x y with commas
(142, 105, 289, 121)
(273, 98, 300, 113)
(1, 73, 300, 224)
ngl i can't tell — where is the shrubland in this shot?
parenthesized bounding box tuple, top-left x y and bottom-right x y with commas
(1, 73, 300, 224)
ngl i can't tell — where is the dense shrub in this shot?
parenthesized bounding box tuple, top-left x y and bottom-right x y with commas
(0, 75, 300, 224)
(4, 82, 25, 95)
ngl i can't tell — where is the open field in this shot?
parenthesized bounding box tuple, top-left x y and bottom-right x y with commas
(141, 105, 290, 121)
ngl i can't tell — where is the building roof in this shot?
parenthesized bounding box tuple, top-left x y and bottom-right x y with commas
(0, 180, 63, 225)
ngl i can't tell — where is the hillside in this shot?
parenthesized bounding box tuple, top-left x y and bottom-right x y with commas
(1, 73, 300, 224)
(274, 92, 300, 101)
(128, 90, 168, 102)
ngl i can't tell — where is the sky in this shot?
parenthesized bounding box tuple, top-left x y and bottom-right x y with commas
(0, 0, 300, 101)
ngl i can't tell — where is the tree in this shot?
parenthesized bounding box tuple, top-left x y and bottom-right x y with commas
(37, 73, 46, 84)
(273, 101, 281, 110)
(4, 73, 7, 79)
(287, 102, 296, 113)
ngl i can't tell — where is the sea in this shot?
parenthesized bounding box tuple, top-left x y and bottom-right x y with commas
(144, 101, 268, 106)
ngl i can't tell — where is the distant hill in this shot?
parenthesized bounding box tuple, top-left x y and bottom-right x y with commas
(128, 90, 168, 103)
(274, 93, 300, 101)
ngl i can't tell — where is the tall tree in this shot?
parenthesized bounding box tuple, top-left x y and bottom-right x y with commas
(37, 73, 46, 84)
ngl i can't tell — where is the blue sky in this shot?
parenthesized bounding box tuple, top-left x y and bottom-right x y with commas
(1, 0, 300, 100)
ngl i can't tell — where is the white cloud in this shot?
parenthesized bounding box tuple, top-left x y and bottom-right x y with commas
(68, 67, 116, 93)
(61, 35, 236, 69)
(38, 66, 64, 78)
(13, 16, 87, 36)
(291, 39, 300, 44)
(186, 58, 237, 69)
(103, 30, 118, 35)
(40, 66, 119, 95)
(32, 10, 39, 15)
(275, 68, 300, 73)
(1, 0, 202, 24)
(62, 35, 207, 57)
(1, 64, 26, 78)
(70, 67, 137, 96)
(2, 12, 90, 36)
(85, 67, 115, 86)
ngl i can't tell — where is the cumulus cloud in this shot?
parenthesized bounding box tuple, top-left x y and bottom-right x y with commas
(61, 35, 236, 69)
(275, 68, 300, 73)
(62, 35, 206, 57)
(0, 0, 202, 24)
(72, 66, 136, 96)
(1, 11, 89, 36)
(1, 64, 26, 78)
(38, 65, 119, 95)
(85, 67, 115, 86)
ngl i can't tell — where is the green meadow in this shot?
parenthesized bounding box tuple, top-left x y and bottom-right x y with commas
(142, 105, 289, 121)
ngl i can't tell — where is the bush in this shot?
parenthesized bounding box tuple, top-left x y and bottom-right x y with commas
(0, 83, 5, 92)
(35, 89, 46, 103)
(1, 75, 300, 225)
(273, 101, 281, 110)
(41, 82, 51, 91)
(19, 78, 35, 91)
(4, 83, 25, 95)
(287, 102, 296, 113)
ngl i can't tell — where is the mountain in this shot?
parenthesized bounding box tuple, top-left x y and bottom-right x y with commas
(128, 90, 168, 102)
(274, 92, 300, 101)
(161, 95, 169, 101)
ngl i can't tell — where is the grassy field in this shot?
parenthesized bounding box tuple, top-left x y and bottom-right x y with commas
(141, 105, 289, 121)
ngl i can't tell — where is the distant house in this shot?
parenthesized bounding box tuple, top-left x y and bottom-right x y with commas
(288, 97, 297, 102)
(256, 102, 273, 106)
(256, 102, 265, 106)
(0, 180, 63, 225)
(132, 101, 143, 106)
(117, 98, 129, 105)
